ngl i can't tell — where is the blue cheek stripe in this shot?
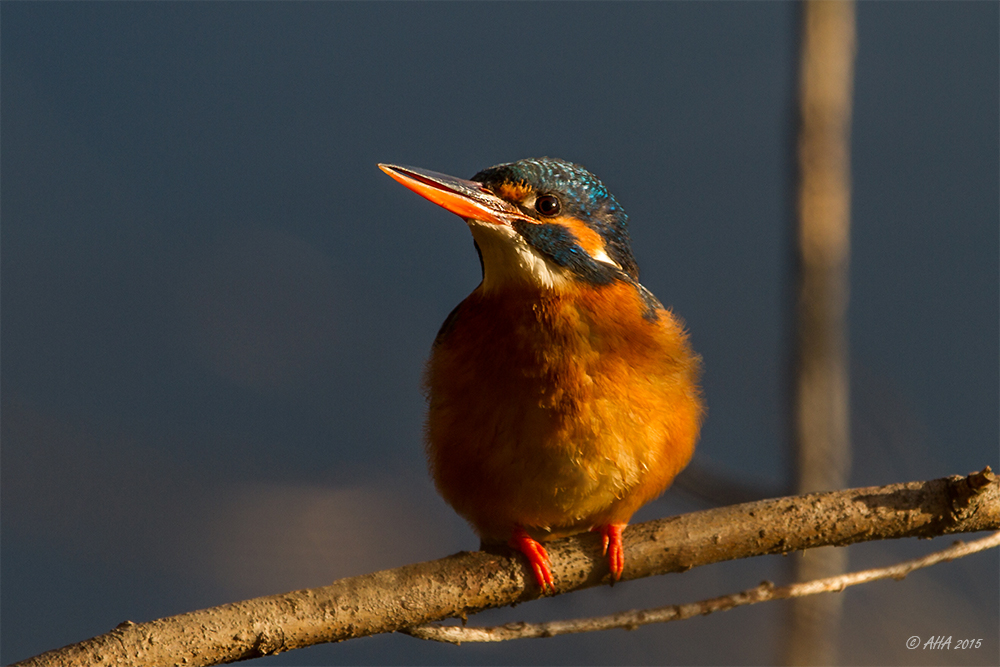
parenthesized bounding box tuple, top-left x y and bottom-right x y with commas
(510, 219, 660, 323)
(512, 220, 617, 286)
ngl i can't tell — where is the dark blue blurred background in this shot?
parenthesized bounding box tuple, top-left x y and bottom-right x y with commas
(3, 3, 997, 665)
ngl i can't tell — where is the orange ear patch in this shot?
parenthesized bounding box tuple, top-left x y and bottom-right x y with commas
(556, 216, 608, 258)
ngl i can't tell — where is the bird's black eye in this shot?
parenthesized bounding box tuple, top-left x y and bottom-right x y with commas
(534, 194, 561, 217)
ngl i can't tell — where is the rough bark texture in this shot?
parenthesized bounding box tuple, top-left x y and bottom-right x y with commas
(404, 531, 1000, 643)
(14, 469, 998, 667)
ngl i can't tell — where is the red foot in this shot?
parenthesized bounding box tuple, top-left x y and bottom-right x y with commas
(510, 527, 554, 590)
(594, 524, 626, 580)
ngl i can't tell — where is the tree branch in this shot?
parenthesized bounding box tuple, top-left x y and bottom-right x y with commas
(13, 468, 998, 667)
(404, 530, 1000, 643)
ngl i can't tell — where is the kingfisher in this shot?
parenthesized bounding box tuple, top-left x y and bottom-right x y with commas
(380, 158, 703, 589)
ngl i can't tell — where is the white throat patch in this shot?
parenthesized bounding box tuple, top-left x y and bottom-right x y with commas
(466, 220, 571, 292)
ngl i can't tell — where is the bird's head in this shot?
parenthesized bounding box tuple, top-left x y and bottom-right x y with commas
(379, 158, 640, 293)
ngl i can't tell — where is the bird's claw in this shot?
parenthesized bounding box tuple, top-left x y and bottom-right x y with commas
(511, 527, 555, 590)
(593, 524, 626, 580)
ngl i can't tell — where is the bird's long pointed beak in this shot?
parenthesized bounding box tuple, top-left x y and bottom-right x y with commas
(379, 163, 523, 225)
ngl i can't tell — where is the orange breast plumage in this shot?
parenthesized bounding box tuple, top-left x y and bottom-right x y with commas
(425, 280, 703, 545)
